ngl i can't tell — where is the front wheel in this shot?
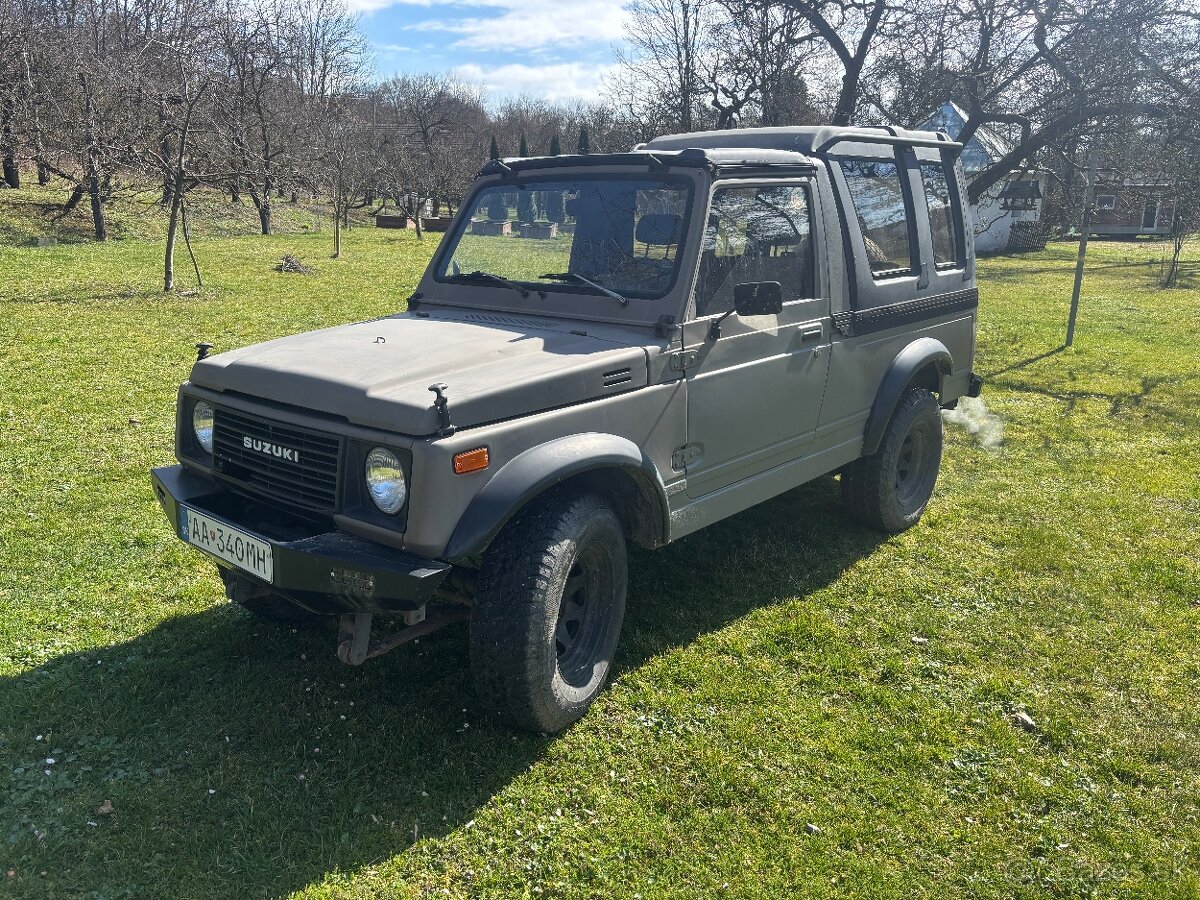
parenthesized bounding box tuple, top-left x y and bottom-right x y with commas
(470, 490, 628, 733)
(842, 387, 943, 533)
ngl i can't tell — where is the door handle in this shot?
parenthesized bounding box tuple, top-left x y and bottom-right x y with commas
(801, 327, 823, 342)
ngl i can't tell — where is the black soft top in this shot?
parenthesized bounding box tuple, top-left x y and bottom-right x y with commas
(643, 125, 962, 157)
(477, 126, 961, 181)
(477, 147, 818, 180)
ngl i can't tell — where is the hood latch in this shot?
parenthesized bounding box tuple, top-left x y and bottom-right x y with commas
(428, 383, 456, 437)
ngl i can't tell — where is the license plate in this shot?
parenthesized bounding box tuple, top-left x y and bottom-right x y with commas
(179, 505, 274, 583)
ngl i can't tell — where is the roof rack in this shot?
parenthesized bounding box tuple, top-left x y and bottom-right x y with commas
(811, 126, 962, 154)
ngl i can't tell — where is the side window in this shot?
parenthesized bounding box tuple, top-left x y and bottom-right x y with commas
(919, 161, 960, 267)
(694, 184, 813, 318)
(840, 155, 912, 277)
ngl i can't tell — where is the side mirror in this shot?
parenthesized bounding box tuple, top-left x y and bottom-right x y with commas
(708, 282, 785, 341)
(733, 281, 783, 316)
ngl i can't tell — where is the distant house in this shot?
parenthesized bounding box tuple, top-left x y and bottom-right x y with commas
(1091, 174, 1176, 238)
(914, 101, 1048, 254)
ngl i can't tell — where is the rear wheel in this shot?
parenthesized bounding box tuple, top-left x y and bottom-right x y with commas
(842, 387, 943, 533)
(470, 490, 627, 733)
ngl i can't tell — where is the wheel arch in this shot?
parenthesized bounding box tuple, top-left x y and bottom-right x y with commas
(862, 337, 952, 456)
(443, 433, 671, 560)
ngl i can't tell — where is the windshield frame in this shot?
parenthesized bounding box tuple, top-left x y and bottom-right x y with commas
(431, 171, 698, 304)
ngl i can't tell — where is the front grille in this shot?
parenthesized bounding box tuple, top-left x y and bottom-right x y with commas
(212, 407, 341, 513)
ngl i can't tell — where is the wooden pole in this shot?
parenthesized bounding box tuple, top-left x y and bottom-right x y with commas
(1067, 139, 1100, 347)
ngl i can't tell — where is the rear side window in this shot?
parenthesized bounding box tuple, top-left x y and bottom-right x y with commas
(840, 156, 912, 277)
(920, 162, 960, 267)
(694, 184, 814, 318)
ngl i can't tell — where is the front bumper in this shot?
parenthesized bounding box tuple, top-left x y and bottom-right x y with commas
(152, 465, 450, 614)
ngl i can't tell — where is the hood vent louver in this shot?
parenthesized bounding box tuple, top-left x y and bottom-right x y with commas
(461, 313, 559, 330)
(602, 367, 633, 388)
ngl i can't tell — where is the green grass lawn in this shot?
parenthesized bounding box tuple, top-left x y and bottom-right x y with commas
(1, 209, 1198, 898)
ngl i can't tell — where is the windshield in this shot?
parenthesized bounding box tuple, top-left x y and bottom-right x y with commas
(437, 175, 693, 300)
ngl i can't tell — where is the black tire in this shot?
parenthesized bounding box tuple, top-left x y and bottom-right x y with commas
(219, 568, 318, 626)
(470, 490, 628, 733)
(842, 387, 943, 533)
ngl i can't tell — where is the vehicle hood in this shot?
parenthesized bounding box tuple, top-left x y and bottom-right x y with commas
(189, 311, 649, 435)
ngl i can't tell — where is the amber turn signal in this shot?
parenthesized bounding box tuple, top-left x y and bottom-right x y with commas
(452, 446, 490, 474)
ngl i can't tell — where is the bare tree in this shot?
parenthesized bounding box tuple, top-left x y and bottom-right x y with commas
(792, 0, 891, 125)
(0, 0, 25, 188)
(610, 0, 715, 134)
(870, 0, 1198, 204)
(376, 72, 487, 223)
(1154, 140, 1200, 288)
(311, 101, 378, 257)
(220, 0, 294, 234)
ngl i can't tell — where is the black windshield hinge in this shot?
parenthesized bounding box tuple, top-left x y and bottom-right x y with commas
(671, 444, 702, 470)
(428, 383, 456, 437)
(655, 315, 677, 339)
(669, 349, 699, 372)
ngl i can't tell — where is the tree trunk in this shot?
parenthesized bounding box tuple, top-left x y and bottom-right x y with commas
(831, 62, 862, 127)
(160, 99, 174, 207)
(80, 74, 107, 240)
(37, 162, 49, 185)
(1, 154, 17, 189)
(2, 101, 19, 189)
(333, 204, 342, 258)
(260, 176, 273, 234)
(88, 173, 106, 240)
(164, 174, 184, 291)
(1164, 235, 1184, 288)
(231, 175, 240, 203)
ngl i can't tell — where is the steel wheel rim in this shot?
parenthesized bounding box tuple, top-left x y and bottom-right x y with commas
(894, 422, 932, 508)
(554, 541, 615, 688)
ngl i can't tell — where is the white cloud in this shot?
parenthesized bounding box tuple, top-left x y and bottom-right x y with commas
(453, 61, 615, 102)
(424, 0, 627, 50)
(346, 0, 446, 12)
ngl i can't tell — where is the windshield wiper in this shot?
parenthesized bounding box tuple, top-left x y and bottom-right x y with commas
(449, 269, 531, 298)
(539, 272, 630, 307)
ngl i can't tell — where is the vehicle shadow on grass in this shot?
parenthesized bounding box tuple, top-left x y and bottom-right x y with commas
(0, 477, 879, 899)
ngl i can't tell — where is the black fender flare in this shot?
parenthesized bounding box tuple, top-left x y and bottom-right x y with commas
(862, 337, 952, 456)
(442, 433, 671, 559)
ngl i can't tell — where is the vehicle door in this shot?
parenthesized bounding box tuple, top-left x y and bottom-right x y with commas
(680, 180, 832, 499)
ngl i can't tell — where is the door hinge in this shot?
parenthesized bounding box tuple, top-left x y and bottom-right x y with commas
(670, 349, 699, 372)
(671, 444, 702, 470)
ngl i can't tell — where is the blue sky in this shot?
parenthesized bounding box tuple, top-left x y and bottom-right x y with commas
(351, 0, 628, 103)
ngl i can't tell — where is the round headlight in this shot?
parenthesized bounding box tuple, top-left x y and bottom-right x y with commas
(192, 401, 215, 454)
(364, 446, 407, 515)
